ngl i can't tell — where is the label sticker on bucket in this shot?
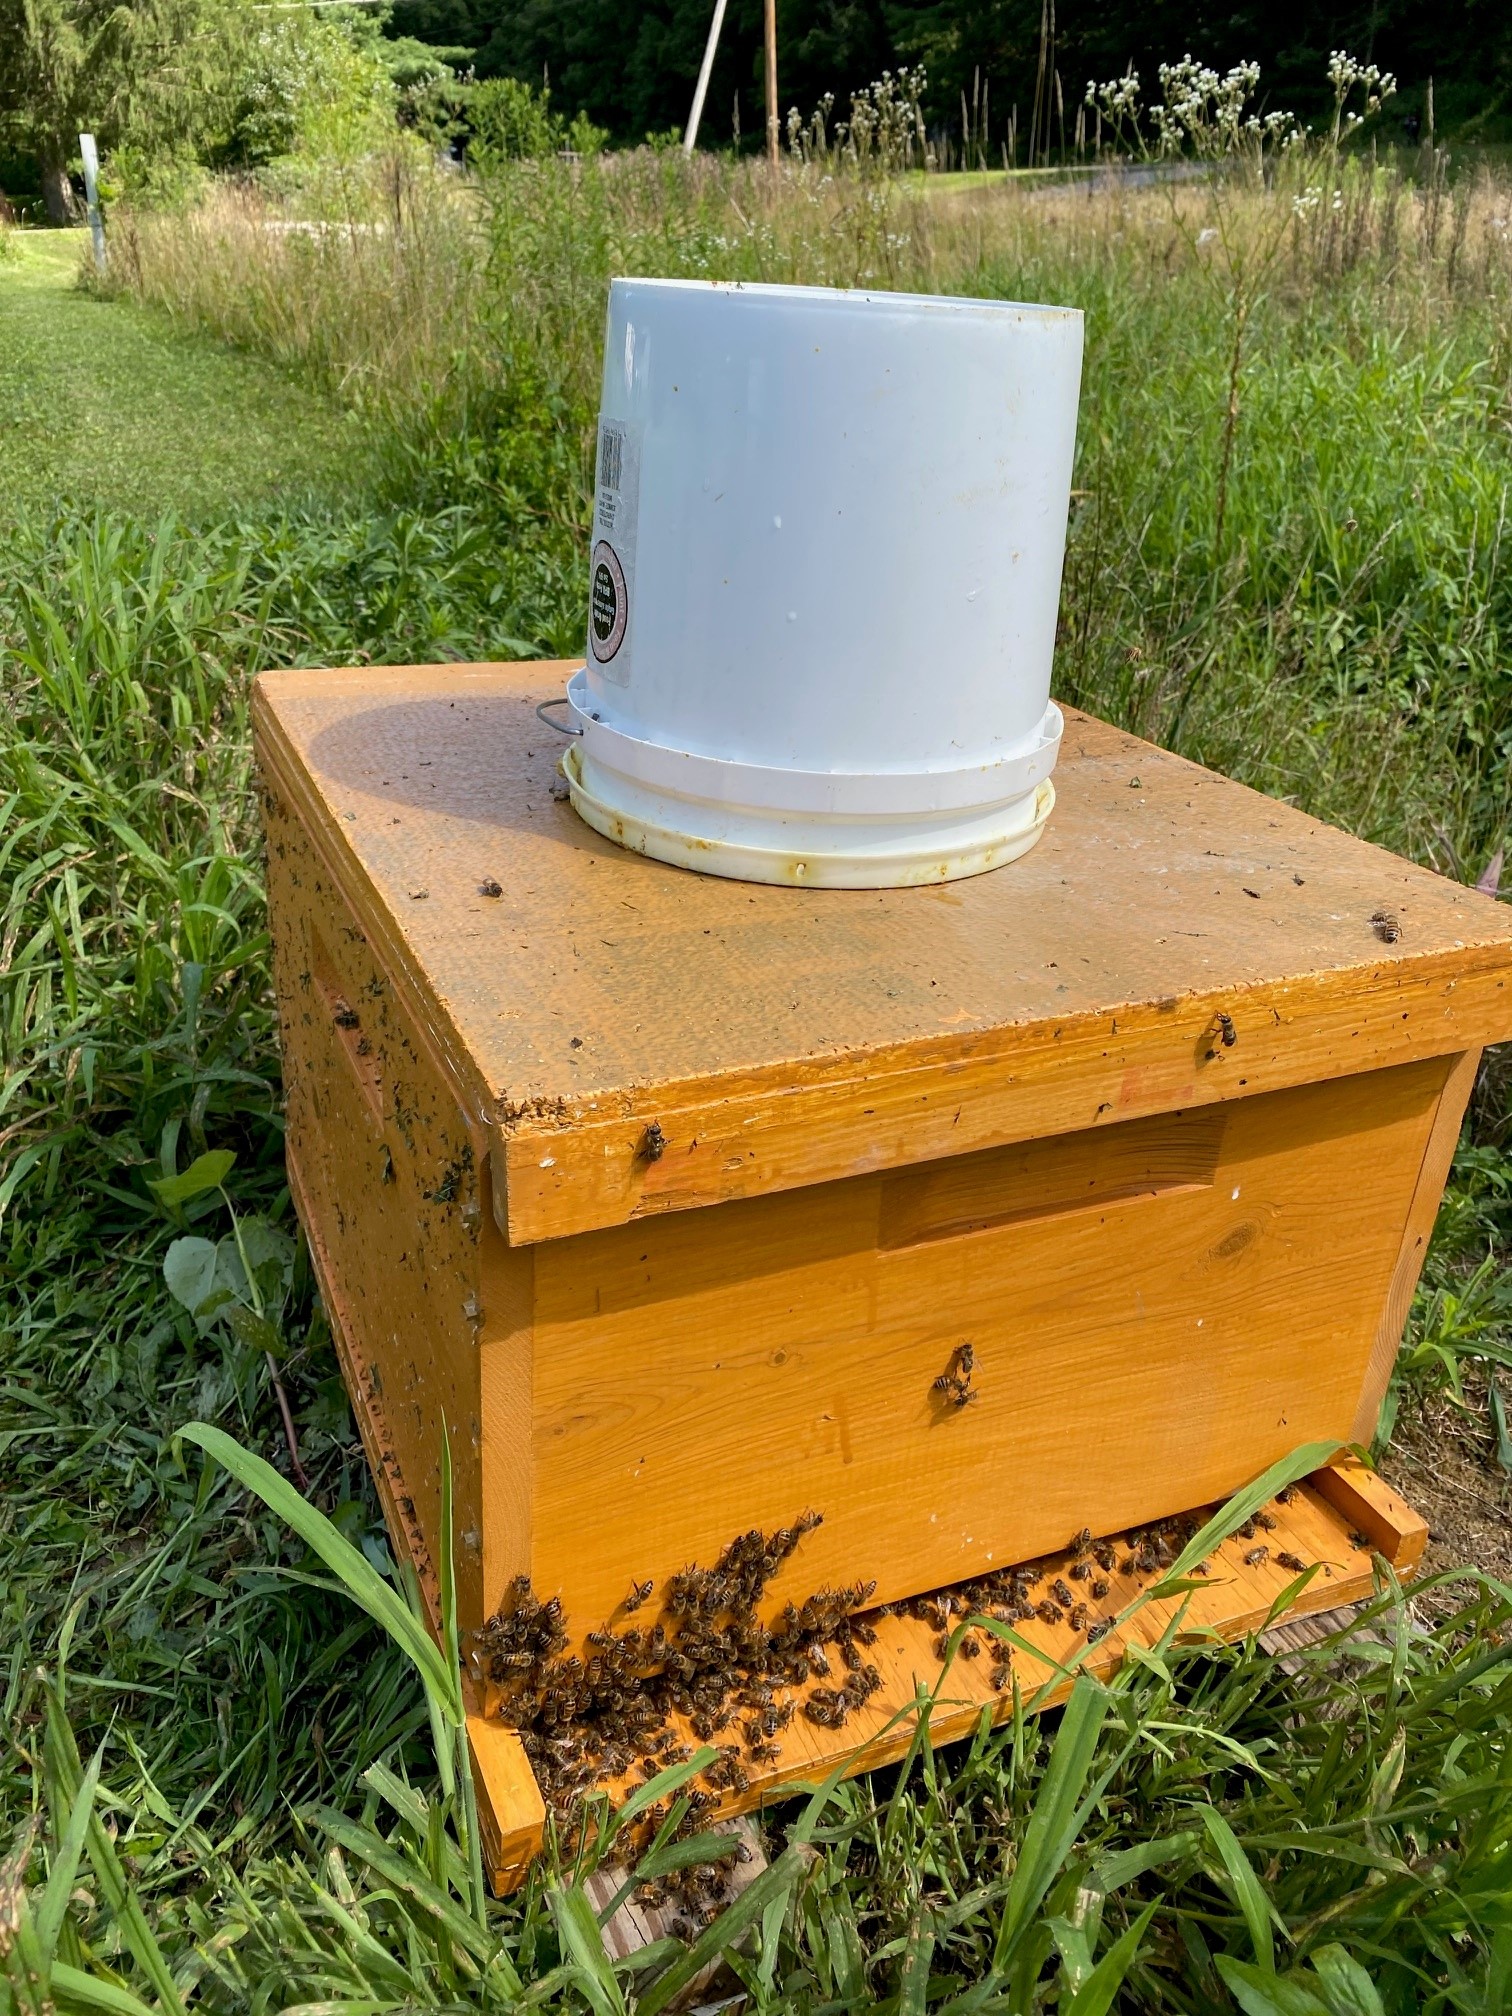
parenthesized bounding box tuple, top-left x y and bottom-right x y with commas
(588, 418, 640, 681)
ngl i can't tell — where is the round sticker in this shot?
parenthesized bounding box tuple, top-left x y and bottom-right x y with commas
(589, 540, 628, 662)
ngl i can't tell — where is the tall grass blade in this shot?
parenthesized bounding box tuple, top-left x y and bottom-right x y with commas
(1063, 1902, 1156, 2016)
(176, 1421, 458, 1716)
(1198, 1805, 1276, 1971)
(35, 1741, 103, 1958)
(548, 1884, 628, 2016)
(994, 1677, 1110, 1968)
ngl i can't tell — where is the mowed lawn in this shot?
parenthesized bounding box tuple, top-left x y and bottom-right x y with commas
(0, 230, 371, 517)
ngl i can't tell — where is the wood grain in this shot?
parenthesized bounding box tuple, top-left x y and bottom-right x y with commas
(526, 1058, 1446, 1640)
(1351, 1047, 1482, 1445)
(252, 663, 1512, 1244)
(473, 1468, 1425, 1894)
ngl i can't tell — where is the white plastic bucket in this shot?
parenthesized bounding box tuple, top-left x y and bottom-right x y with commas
(565, 277, 1083, 888)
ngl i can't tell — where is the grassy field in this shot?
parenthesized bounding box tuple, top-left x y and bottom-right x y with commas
(0, 233, 372, 517)
(2, 142, 1512, 2014)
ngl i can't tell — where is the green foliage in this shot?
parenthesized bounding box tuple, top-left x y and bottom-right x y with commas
(4, 130, 1512, 2014)
(384, 0, 1512, 152)
(0, 0, 226, 216)
(210, 6, 398, 169)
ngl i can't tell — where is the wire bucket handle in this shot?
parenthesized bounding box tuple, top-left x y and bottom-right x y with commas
(535, 696, 583, 738)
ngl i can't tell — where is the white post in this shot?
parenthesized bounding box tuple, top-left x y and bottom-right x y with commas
(79, 132, 106, 273)
(683, 0, 730, 155)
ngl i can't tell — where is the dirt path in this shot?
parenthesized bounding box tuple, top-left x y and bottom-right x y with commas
(1382, 1370, 1512, 1615)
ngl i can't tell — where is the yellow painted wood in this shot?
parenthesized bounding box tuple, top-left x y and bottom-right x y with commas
(1351, 1046, 1482, 1444)
(252, 663, 1512, 1245)
(525, 1057, 1447, 1636)
(255, 660, 1490, 1891)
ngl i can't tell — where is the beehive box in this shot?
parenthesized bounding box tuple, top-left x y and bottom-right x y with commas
(254, 659, 1512, 1883)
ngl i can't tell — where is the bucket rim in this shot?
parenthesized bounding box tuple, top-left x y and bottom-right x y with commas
(608, 274, 1083, 325)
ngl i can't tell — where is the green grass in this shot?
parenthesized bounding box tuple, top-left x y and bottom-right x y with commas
(2, 150, 1512, 2014)
(0, 231, 373, 520)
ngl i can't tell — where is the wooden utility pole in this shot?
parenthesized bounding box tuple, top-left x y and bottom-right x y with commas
(765, 0, 779, 164)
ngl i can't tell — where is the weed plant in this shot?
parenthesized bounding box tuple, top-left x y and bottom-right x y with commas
(3, 107, 1512, 2011)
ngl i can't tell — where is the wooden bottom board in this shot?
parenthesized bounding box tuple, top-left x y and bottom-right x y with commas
(291, 1143, 1428, 1897)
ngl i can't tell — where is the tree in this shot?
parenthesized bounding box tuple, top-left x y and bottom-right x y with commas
(0, 0, 222, 219)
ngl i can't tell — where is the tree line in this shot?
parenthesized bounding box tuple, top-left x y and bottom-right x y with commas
(390, 0, 1511, 150)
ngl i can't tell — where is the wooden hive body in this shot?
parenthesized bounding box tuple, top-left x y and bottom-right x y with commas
(255, 660, 1512, 1879)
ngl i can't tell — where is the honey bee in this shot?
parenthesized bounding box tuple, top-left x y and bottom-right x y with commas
(1036, 1599, 1064, 1626)
(990, 1662, 1013, 1691)
(748, 1739, 780, 1764)
(1243, 1546, 1269, 1568)
(1348, 1530, 1371, 1552)
(1370, 910, 1401, 944)
(624, 1579, 654, 1613)
(1276, 1485, 1297, 1505)
(804, 1688, 849, 1730)
(932, 1341, 979, 1408)
(1091, 1577, 1110, 1600)
(1276, 1551, 1307, 1574)
(1050, 1578, 1075, 1608)
(1254, 1510, 1277, 1532)
(477, 877, 503, 899)
(1216, 1011, 1237, 1047)
(961, 1634, 981, 1658)
(1070, 1527, 1094, 1558)
(1068, 1561, 1091, 1583)
(640, 1120, 667, 1163)
(1092, 1539, 1117, 1571)
(1086, 1619, 1112, 1644)
(1069, 1603, 1090, 1631)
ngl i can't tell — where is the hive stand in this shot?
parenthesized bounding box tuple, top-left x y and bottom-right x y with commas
(253, 660, 1512, 1893)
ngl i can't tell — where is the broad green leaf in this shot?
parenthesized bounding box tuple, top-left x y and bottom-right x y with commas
(1491, 1383, 1512, 1473)
(36, 1742, 104, 1958)
(627, 1829, 740, 1884)
(996, 1677, 1110, 1967)
(1216, 1956, 1331, 2016)
(1198, 1806, 1275, 1972)
(1065, 1904, 1156, 2016)
(162, 1236, 218, 1317)
(148, 1147, 235, 1209)
(50, 1962, 162, 2016)
(549, 1884, 628, 2016)
(617, 1748, 718, 1831)
(1094, 1831, 1199, 1893)
(898, 1907, 936, 2016)
(224, 1301, 285, 1358)
(177, 1423, 459, 1719)
(310, 1809, 494, 1965)
(1308, 1944, 1387, 2016)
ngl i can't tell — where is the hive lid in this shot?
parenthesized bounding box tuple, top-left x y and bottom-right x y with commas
(252, 661, 1512, 1246)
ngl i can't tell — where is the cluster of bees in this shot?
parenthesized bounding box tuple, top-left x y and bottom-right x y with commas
(471, 1491, 1320, 1848)
(470, 1512, 881, 1830)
